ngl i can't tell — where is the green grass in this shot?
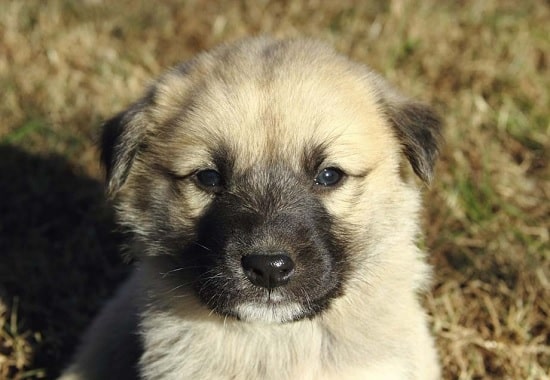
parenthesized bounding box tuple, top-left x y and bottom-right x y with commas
(0, 1, 548, 379)
(1, 121, 46, 145)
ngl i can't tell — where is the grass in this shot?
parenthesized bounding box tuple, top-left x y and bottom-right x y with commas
(0, 0, 548, 379)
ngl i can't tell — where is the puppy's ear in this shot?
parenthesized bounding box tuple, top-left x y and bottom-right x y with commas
(100, 99, 150, 198)
(388, 101, 442, 184)
(382, 97, 443, 184)
(100, 65, 196, 197)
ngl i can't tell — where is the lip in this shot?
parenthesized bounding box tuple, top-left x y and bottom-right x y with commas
(233, 300, 305, 323)
(264, 290, 287, 303)
(235, 290, 291, 306)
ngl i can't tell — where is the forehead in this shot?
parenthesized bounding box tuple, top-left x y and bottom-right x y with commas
(153, 42, 396, 173)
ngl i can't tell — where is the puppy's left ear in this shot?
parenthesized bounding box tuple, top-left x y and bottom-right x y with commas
(382, 97, 443, 184)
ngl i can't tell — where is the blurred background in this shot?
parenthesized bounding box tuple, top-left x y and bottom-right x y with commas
(0, 1, 548, 379)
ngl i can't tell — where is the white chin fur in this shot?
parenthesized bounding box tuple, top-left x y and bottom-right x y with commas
(233, 301, 305, 323)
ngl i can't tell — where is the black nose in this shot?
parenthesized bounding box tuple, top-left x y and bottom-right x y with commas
(241, 254, 295, 289)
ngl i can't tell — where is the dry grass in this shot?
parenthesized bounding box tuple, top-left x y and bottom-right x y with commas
(0, 0, 548, 379)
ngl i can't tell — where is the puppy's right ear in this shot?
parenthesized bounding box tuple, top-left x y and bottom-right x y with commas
(100, 65, 197, 197)
(100, 99, 149, 198)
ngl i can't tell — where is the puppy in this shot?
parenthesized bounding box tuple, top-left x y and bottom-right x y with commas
(60, 37, 442, 380)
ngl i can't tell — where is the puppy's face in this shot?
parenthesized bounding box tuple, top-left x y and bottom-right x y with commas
(102, 38, 441, 323)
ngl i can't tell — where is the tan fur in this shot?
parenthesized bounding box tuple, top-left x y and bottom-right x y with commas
(60, 37, 441, 380)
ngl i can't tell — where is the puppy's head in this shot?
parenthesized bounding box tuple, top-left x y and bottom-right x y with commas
(101, 38, 441, 323)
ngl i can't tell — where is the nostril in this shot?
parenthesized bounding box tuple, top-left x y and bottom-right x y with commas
(241, 253, 295, 289)
(250, 267, 266, 279)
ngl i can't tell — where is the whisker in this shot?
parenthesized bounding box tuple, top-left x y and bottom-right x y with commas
(161, 279, 201, 295)
(159, 265, 207, 278)
(192, 241, 212, 252)
(160, 267, 187, 277)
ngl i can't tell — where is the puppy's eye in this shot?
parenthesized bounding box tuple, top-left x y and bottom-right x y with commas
(314, 167, 344, 187)
(195, 169, 223, 192)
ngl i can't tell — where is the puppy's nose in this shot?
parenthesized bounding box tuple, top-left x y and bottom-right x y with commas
(241, 254, 295, 289)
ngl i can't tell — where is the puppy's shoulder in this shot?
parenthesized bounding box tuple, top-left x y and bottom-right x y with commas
(59, 273, 141, 380)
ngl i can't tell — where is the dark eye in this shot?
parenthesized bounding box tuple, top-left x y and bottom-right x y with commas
(314, 167, 344, 187)
(195, 169, 223, 191)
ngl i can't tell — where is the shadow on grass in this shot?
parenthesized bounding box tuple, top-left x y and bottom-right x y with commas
(0, 144, 129, 378)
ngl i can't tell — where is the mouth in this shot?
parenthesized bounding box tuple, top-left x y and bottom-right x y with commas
(232, 300, 307, 323)
(183, 245, 342, 323)
(196, 277, 335, 323)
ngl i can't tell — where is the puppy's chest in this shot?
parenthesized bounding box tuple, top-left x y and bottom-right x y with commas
(137, 310, 414, 380)
(138, 313, 329, 380)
